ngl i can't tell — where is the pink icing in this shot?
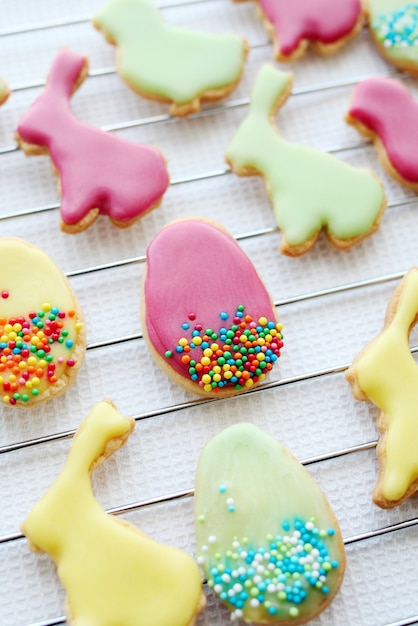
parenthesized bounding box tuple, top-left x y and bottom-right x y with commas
(348, 77, 418, 184)
(143, 219, 280, 385)
(16, 49, 169, 227)
(258, 0, 362, 56)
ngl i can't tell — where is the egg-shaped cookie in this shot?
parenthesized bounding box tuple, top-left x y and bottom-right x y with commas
(141, 218, 283, 397)
(0, 239, 85, 407)
(194, 423, 346, 624)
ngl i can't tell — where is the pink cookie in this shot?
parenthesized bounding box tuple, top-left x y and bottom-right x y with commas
(15, 49, 169, 233)
(141, 218, 283, 398)
(346, 77, 418, 190)
(240, 0, 364, 62)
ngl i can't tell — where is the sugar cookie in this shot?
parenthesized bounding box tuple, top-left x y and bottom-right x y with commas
(15, 49, 169, 234)
(0, 77, 9, 105)
(346, 268, 418, 508)
(195, 423, 346, 624)
(0, 238, 85, 407)
(346, 76, 418, 190)
(243, 0, 364, 62)
(141, 218, 283, 397)
(367, 0, 418, 74)
(225, 65, 386, 257)
(22, 400, 206, 625)
(93, 0, 248, 117)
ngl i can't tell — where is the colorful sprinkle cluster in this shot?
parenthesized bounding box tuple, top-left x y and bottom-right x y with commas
(373, 4, 418, 48)
(197, 518, 339, 621)
(165, 306, 283, 392)
(0, 302, 82, 405)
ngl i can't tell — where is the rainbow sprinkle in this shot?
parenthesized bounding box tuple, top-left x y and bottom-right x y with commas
(0, 302, 82, 405)
(197, 518, 339, 621)
(373, 4, 418, 48)
(165, 305, 283, 392)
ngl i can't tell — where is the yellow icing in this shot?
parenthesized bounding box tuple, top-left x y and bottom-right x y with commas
(0, 238, 84, 406)
(347, 268, 418, 503)
(21, 401, 204, 625)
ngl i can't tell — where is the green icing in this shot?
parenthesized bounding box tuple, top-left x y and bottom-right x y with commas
(94, 0, 245, 104)
(369, 0, 418, 65)
(226, 65, 385, 249)
(194, 423, 346, 623)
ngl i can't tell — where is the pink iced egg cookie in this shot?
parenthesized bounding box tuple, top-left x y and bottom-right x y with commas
(141, 219, 283, 398)
(346, 77, 418, 190)
(15, 49, 169, 234)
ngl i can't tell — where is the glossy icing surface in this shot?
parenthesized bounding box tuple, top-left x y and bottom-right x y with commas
(16, 49, 169, 228)
(22, 400, 204, 626)
(258, 0, 362, 56)
(348, 77, 418, 183)
(225, 65, 385, 251)
(143, 219, 283, 394)
(94, 0, 246, 105)
(0, 238, 84, 406)
(195, 423, 346, 623)
(346, 269, 418, 505)
(369, 1, 418, 66)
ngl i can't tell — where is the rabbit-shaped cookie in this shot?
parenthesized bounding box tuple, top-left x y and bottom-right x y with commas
(22, 400, 205, 625)
(16, 49, 169, 233)
(225, 65, 386, 257)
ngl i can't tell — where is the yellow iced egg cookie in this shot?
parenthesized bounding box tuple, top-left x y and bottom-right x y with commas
(0, 238, 85, 407)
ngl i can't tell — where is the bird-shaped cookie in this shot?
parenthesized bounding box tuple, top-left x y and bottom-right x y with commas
(22, 400, 206, 625)
(93, 0, 248, 116)
(240, 0, 364, 62)
(346, 76, 418, 190)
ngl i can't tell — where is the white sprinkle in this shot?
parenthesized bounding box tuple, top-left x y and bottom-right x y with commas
(311, 549, 320, 558)
(257, 565, 265, 574)
(233, 583, 243, 593)
(228, 589, 235, 597)
(312, 562, 320, 571)
(238, 567, 246, 575)
(277, 583, 285, 591)
(250, 599, 260, 608)
(232, 541, 240, 549)
(226, 498, 234, 506)
(267, 563, 275, 571)
(305, 522, 315, 531)
(263, 552, 270, 560)
(222, 574, 231, 583)
(253, 575, 262, 584)
(267, 584, 276, 593)
(214, 584, 223, 594)
(240, 551, 248, 559)
(201, 545, 208, 552)
(255, 554, 264, 562)
(320, 575, 327, 583)
(208, 535, 217, 544)
(196, 556, 205, 565)
(234, 609, 243, 619)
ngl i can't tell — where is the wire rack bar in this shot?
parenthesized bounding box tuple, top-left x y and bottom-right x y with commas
(0, 0, 222, 37)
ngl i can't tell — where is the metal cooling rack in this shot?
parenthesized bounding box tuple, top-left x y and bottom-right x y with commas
(1, 1, 418, 625)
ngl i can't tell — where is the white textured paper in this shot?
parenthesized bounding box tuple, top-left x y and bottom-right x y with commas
(0, 1, 418, 625)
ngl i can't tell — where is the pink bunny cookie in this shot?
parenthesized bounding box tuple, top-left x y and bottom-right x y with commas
(346, 77, 418, 190)
(15, 49, 169, 234)
(237, 0, 364, 62)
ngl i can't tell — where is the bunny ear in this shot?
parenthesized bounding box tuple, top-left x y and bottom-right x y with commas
(46, 49, 88, 97)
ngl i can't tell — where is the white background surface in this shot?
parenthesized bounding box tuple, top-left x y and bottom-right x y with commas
(1, 1, 418, 625)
